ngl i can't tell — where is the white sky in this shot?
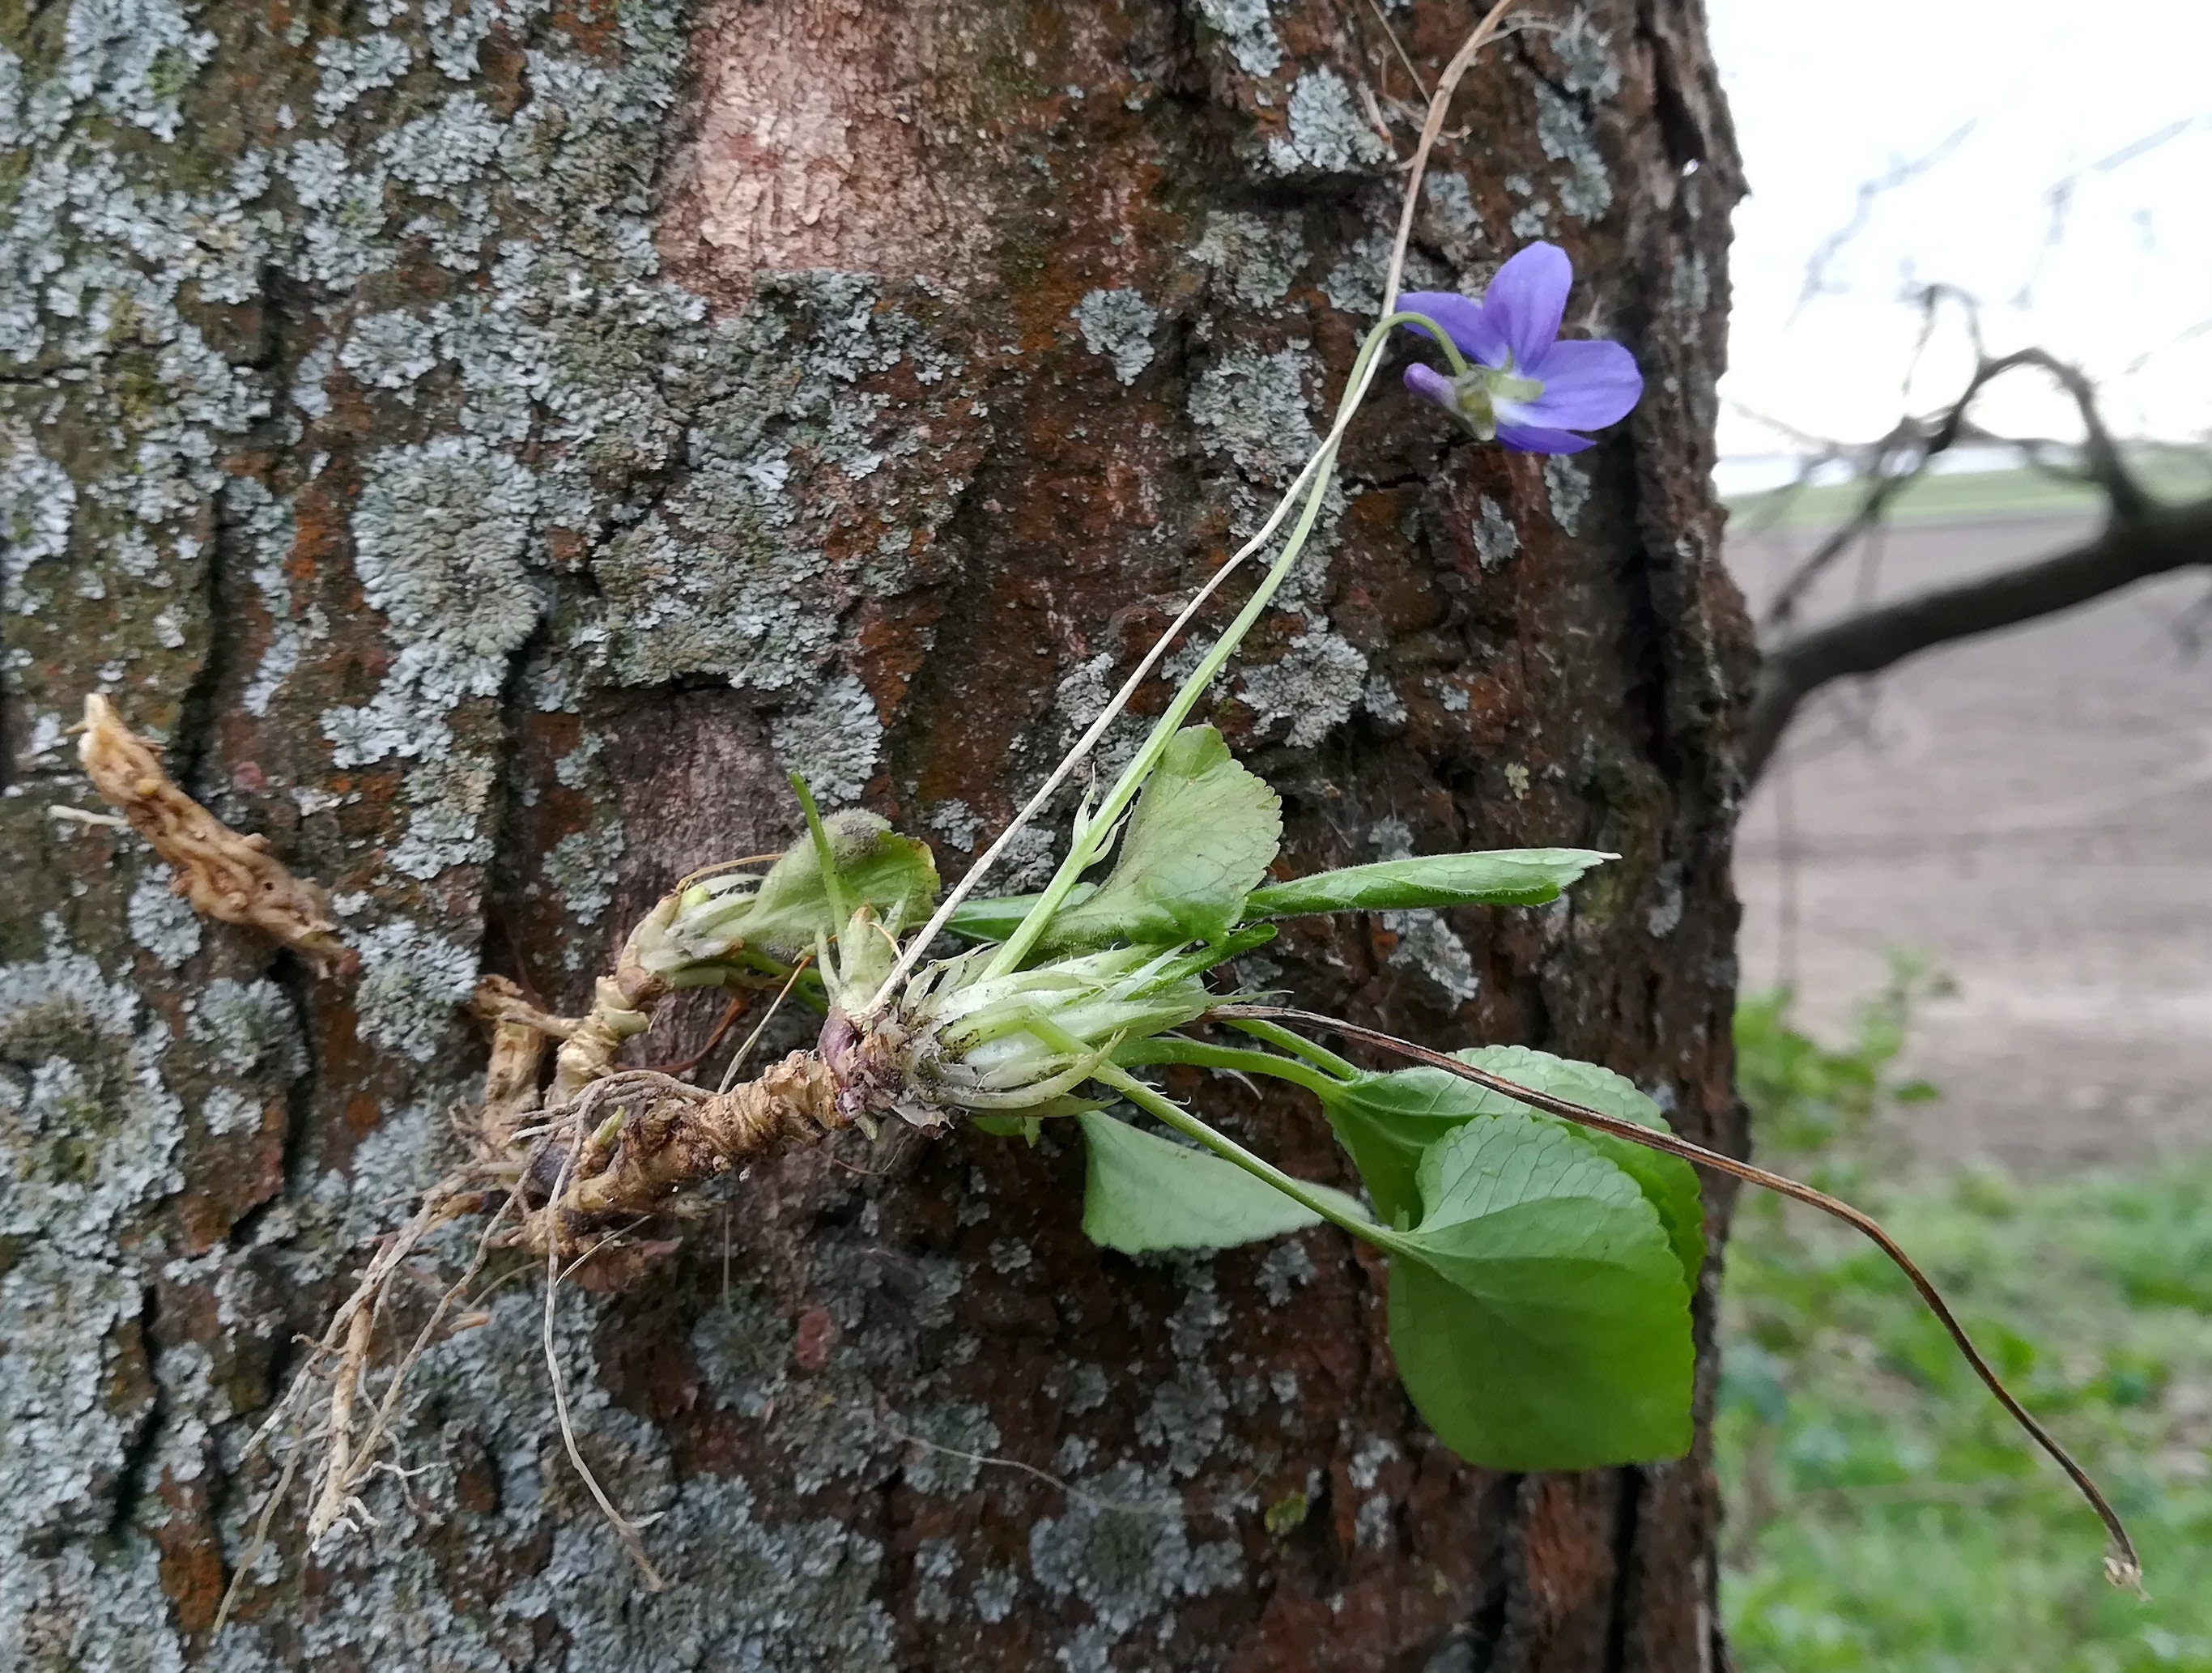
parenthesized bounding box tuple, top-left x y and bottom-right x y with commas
(1706, 0, 2212, 457)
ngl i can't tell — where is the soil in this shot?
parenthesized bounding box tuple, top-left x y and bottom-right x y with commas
(1729, 509, 2212, 1174)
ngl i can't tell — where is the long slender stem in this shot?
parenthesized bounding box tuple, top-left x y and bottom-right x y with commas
(1112, 1035, 1345, 1100)
(872, 296, 1473, 1009)
(1095, 1063, 1386, 1243)
(984, 307, 1465, 980)
(1214, 1003, 2144, 1591)
(1380, 0, 1524, 315)
(985, 435, 1340, 976)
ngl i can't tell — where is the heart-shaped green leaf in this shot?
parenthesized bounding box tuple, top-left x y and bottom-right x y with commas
(1442, 1047, 1706, 1288)
(1041, 726, 1282, 950)
(1387, 1113, 1695, 1468)
(1313, 1048, 1704, 1285)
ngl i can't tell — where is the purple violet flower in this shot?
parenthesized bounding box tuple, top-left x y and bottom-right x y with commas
(1397, 243, 1643, 454)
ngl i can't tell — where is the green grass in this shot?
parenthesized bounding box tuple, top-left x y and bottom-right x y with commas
(1725, 456, 2212, 530)
(1720, 975, 2212, 1672)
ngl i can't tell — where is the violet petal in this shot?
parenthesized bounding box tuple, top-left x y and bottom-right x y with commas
(1396, 290, 1507, 366)
(1482, 243, 1572, 372)
(1518, 338, 1644, 429)
(1495, 420, 1594, 454)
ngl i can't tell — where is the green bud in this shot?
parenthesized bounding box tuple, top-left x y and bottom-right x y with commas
(894, 943, 1214, 1113)
(628, 812, 939, 976)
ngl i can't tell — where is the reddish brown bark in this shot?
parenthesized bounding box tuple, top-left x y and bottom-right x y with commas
(0, 0, 1749, 1667)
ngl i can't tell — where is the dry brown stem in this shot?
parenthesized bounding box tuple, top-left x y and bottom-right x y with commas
(76, 694, 352, 975)
(1379, 0, 1525, 315)
(646, 990, 751, 1075)
(1219, 1003, 2146, 1594)
(470, 977, 570, 1149)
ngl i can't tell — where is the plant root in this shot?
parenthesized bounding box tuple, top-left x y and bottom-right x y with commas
(213, 988, 908, 1625)
(75, 695, 353, 976)
(470, 977, 571, 1149)
(214, 1185, 483, 1632)
(526, 1055, 851, 1236)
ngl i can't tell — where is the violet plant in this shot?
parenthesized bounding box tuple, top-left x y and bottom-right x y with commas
(177, 248, 2121, 1611)
(74, 10, 2136, 1620)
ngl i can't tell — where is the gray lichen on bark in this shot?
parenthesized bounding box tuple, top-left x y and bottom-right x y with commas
(1, 0, 1751, 1664)
(4, 0, 969, 1657)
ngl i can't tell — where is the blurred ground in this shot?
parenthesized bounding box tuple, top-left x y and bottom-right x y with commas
(1727, 501, 2212, 1173)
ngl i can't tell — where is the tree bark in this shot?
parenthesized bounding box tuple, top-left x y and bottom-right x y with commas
(0, 0, 1750, 1668)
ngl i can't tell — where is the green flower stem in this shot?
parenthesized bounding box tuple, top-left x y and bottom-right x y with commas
(983, 310, 1458, 980)
(787, 773, 853, 928)
(1112, 1036, 1343, 1100)
(1395, 311, 1473, 379)
(1217, 1015, 1360, 1081)
(1094, 1062, 1395, 1249)
(874, 313, 1460, 1008)
(983, 440, 1339, 976)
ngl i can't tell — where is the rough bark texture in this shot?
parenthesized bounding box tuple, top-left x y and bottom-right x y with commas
(0, 0, 1750, 1667)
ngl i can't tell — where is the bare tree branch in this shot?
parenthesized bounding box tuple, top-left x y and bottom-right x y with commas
(1742, 496, 2212, 783)
(2015, 115, 2206, 308)
(1758, 335, 2154, 634)
(1793, 126, 1975, 320)
(1762, 420, 1932, 628)
(1992, 347, 2150, 518)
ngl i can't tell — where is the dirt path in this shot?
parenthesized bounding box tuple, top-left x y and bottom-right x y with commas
(1729, 510, 2212, 1173)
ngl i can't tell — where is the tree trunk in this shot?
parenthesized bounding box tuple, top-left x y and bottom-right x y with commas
(0, 0, 1749, 1667)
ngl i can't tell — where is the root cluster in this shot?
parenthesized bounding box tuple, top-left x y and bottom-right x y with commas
(217, 965, 907, 1627)
(72, 703, 934, 1618)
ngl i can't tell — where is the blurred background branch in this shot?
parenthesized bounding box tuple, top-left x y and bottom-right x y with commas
(1738, 313, 2210, 782)
(1708, 6, 2212, 1659)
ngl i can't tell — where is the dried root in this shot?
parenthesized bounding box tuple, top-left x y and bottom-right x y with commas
(530, 1058, 846, 1232)
(93, 677, 943, 1608)
(76, 694, 351, 975)
(216, 956, 905, 1621)
(470, 976, 569, 1150)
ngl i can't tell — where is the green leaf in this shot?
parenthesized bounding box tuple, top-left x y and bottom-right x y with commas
(1243, 849, 1614, 918)
(742, 811, 939, 956)
(948, 848, 1610, 945)
(1388, 1113, 1695, 1469)
(1312, 1047, 1704, 1286)
(947, 888, 1086, 943)
(971, 1114, 1044, 1144)
(645, 811, 940, 967)
(1077, 1109, 1370, 1254)
(1444, 1047, 1706, 1289)
(1032, 726, 1282, 951)
(1129, 922, 1277, 987)
(1312, 1062, 1492, 1230)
